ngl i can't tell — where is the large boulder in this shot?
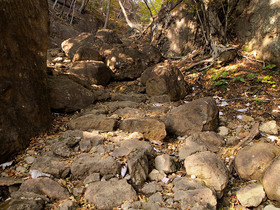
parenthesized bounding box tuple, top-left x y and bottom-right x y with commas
(47, 75, 96, 112)
(141, 62, 188, 101)
(95, 29, 122, 44)
(0, 0, 51, 163)
(235, 0, 280, 66)
(69, 61, 113, 86)
(161, 97, 219, 136)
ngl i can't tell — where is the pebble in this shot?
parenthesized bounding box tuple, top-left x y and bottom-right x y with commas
(260, 120, 278, 135)
(218, 126, 229, 136)
(16, 166, 26, 174)
(25, 156, 35, 164)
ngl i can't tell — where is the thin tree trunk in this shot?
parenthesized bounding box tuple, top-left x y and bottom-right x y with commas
(149, 0, 158, 14)
(143, 0, 153, 17)
(104, 0, 111, 28)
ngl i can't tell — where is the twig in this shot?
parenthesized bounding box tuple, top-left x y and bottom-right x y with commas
(239, 52, 266, 67)
(182, 57, 214, 72)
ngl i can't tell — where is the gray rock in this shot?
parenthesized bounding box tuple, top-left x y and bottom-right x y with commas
(120, 118, 166, 142)
(127, 149, 149, 186)
(263, 157, 280, 202)
(148, 169, 166, 182)
(111, 93, 147, 103)
(70, 153, 121, 180)
(72, 46, 103, 62)
(68, 114, 117, 131)
(260, 120, 278, 135)
(264, 205, 280, 210)
(236, 184, 265, 207)
(51, 140, 76, 158)
(20, 177, 69, 200)
(111, 139, 153, 158)
(59, 200, 78, 210)
(218, 126, 229, 136)
(148, 193, 163, 203)
(115, 107, 145, 119)
(235, 143, 280, 180)
(172, 177, 204, 191)
(155, 154, 176, 173)
(79, 133, 104, 152)
(173, 188, 217, 210)
(196, 131, 225, 151)
(30, 154, 69, 178)
(179, 137, 208, 160)
(84, 179, 138, 209)
(83, 173, 100, 185)
(48, 75, 96, 113)
(184, 151, 229, 193)
(141, 181, 162, 195)
(161, 97, 219, 136)
(72, 187, 85, 197)
(25, 156, 35, 164)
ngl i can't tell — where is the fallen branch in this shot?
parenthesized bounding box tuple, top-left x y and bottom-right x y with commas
(240, 53, 266, 67)
(181, 57, 214, 72)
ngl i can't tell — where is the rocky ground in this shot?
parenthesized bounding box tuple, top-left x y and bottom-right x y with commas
(1, 26, 280, 210)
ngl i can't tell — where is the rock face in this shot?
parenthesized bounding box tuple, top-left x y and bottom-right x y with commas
(48, 75, 96, 112)
(235, 143, 280, 180)
(141, 62, 188, 101)
(0, 0, 51, 163)
(161, 97, 219, 136)
(235, 0, 280, 66)
(84, 179, 138, 209)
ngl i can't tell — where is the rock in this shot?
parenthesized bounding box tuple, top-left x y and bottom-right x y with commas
(148, 193, 163, 203)
(218, 126, 229, 136)
(70, 153, 121, 180)
(119, 118, 166, 142)
(0, 177, 23, 187)
(174, 188, 217, 210)
(51, 140, 76, 158)
(148, 169, 166, 181)
(179, 137, 208, 160)
(263, 157, 280, 202)
(127, 149, 149, 186)
(79, 133, 104, 152)
(155, 154, 176, 173)
(184, 151, 229, 193)
(59, 200, 78, 210)
(103, 44, 146, 80)
(137, 43, 163, 66)
(72, 187, 85, 197)
(141, 62, 188, 101)
(16, 166, 26, 174)
(20, 177, 69, 200)
(83, 173, 100, 185)
(6, 197, 45, 210)
(142, 182, 162, 195)
(30, 154, 69, 178)
(68, 114, 117, 131)
(236, 184, 265, 207)
(194, 131, 225, 152)
(72, 46, 103, 62)
(25, 156, 35, 165)
(0, 0, 51, 163)
(95, 29, 122, 44)
(161, 97, 219, 136)
(264, 205, 280, 210)
(172, 177, 205, 191)
(235, 143, 280, 180)
(48, 75, 96, 113)
(260, 120, 278, 135)
(84, 179, 138, 209)
(115, 107, 145, 119)
(111, 139, 154, 158)
(69, 61, 112, 86)
(111, 93, 147, 103)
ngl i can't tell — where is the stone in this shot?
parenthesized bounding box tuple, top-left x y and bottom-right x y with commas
(179, 137, 208, 160)
(51, 140, 76, 158)
(95, 29, 122, 44)
(59, 200, 78, 210)
(148, 193, 163, 203)
(172, 177, 205, 191)
(30, 154, 69, 178)
(142, 182, 162, 195)
(141, 62, 188, 101)
(260, 120, 278, 135)
(70, 153, 121, 180)
(119, 118, 166, 142)
(111, 139, 154, 158)
(0, 0, 51, 163)
(83, 173, 100, 185)
(173, 188, 217, 210)
(0, 177, 23, 187)
(111, 93, 147, 103)
(235, 143, 280, 180)
(161, 97, 219, 136)
(194, 131, 225, 152)
(68, 114, 117, 131)
(264, 205, 280, 210)
(79, 133, 104, 152)
(25, 156, 35, 164)
(137, 43, 163, 66)
(16, 166, 26, 174)
(69, 61, 112, 86)
(184, 151, 229, 193)
(47, 75, 96, 113)
(20, 177, 69, 200)
(84, 179, 137, 209)
(127, 149, 149, 186)
(72, 46, 103, 62)
(115, 107, 145, 119)
(236, 184, 265, 207)
(218, 126, 229, 136)
(148, 169, 166, 181)
(263, 157, 280, 202)
(6, 198, 45, 210)
(155, 154, 176, 173)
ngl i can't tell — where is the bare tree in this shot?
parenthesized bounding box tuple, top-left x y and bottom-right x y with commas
(149, 0, 158, 14)
(143, 0, 153, 18)
(104, 0, 111, 28)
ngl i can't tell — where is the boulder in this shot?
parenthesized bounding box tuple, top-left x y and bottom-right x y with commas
(155, 154, 176, 173)
(263, 157, 280, 202)
(137, 43, 163, 65)
(20, 177, 69, 200)
(111, 93, 147, 103)
(69, 61, 112, 86)
(236, 184, 265, 207)
(184, 151, 229, 193)
(235, 143, 280, 180)
(119, 118, 167, 142)
(115, 107, 145, 119)
(141, 182, 162, 195)
(84, 179, 138, 209)
(47, 75, 96, 112)
(72, 46, 103, 62)
(260, 120, 278, 135)
(0, 0, 51, 163)
(235, 0, 280, 66)
(95, 29, 122, 44)
(141, 62, 188, 101)
(68, 114, 117, 131)
(179, 137, 208, 160)
(161, 97, 219, 136)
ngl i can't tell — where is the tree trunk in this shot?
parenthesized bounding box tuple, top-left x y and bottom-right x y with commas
(104, 0, 111, 28)
(149, 0, 158, 14)
(143, 0, 153, 18)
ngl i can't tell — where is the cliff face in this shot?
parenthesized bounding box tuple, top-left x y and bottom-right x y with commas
(0, 0, 51, 163)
